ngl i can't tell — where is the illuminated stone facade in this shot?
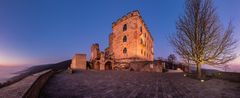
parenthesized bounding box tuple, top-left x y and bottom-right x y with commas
(71, 54, 87, 70)
(90, 10, 154, 70)
(109, 10, 154, 62)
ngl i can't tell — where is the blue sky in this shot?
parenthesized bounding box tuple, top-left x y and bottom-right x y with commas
(0, 0, 239, 66)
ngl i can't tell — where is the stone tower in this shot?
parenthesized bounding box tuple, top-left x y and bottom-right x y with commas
(71, 54, 86, 70)
(90, 43, 100, 61)
(109, 10, 154, 62)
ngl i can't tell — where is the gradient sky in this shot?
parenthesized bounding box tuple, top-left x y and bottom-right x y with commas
(0, 0, 239, 66)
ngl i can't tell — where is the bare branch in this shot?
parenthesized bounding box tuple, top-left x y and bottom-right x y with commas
(170, 0, 237, 74)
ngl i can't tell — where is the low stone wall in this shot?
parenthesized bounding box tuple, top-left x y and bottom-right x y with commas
(220, 72, 240, 82)
(23, 70, 55, 98)
(0, 70, 52, 98)
(130, 61, 162, 72)
(205, 72, 240, 82)
(114, 61, 163, 72)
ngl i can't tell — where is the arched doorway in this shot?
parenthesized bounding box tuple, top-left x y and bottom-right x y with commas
(94, 62, 100, 70)
(105, 61, 112, 70)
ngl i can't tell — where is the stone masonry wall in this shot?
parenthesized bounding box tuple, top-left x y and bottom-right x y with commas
(71, 54, 87, 70)
(110, 10, 154, 62)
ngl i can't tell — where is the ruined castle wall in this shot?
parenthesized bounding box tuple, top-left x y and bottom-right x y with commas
(71, 54, 86, 70)
(90, 44, 100, 61)
(129, 61, 162, 72)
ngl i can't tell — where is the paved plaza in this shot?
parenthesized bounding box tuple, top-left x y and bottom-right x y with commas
(40, 70, 240, 98)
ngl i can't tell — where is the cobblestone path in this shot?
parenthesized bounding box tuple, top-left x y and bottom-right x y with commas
(40, 70, 240, 98)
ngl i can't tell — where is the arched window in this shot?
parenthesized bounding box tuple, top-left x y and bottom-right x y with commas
(123, 24, 127, 31)
(140, 38, 143, 44)
(123, 48, 127, 54)
(123, 35, 127, 42)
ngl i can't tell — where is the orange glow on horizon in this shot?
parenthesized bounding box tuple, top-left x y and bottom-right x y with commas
(0, 56, 30, 66)
(0, 50, 33, 66)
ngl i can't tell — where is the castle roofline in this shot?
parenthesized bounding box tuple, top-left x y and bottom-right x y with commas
(112, 10, 140, 27)
(75, 54, 87, 56)
(112, 10, 154, 41)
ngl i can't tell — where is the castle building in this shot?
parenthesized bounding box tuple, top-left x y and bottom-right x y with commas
(90, 10, 155, 70)
(109, 10, 154, 62)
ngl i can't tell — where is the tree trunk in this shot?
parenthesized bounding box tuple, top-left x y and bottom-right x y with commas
(196, 63, 202, 79)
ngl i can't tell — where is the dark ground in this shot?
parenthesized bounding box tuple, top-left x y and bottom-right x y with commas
(40, 70, 240, 98)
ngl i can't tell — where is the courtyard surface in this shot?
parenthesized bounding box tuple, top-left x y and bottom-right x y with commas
(40, 70, 240, 98)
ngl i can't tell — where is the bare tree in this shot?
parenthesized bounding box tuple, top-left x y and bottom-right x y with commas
(168, 54, 177, 69)
(181, 56, 192, 72)
(157, 57, 165, 61)
(171, 0, 237, 78)
(222, 65, 230, 72)
(168, 54, 176, 63)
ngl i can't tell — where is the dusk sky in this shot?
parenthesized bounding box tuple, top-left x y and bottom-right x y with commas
(0, 0, 239, 66)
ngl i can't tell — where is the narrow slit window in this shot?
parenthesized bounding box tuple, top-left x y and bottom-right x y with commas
(140, 26, 142, 32)
(123, 35, 127, 42)
(123, 24, 127, 31)
(123, 48, 127, 54)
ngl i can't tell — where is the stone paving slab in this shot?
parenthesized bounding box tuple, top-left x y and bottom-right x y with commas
(0, 70, 51, 98)
(40, 70, 240, 98)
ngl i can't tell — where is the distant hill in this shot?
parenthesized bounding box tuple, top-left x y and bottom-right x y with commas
(17, 59, 71, 76)
(0, 60, 71, 88)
